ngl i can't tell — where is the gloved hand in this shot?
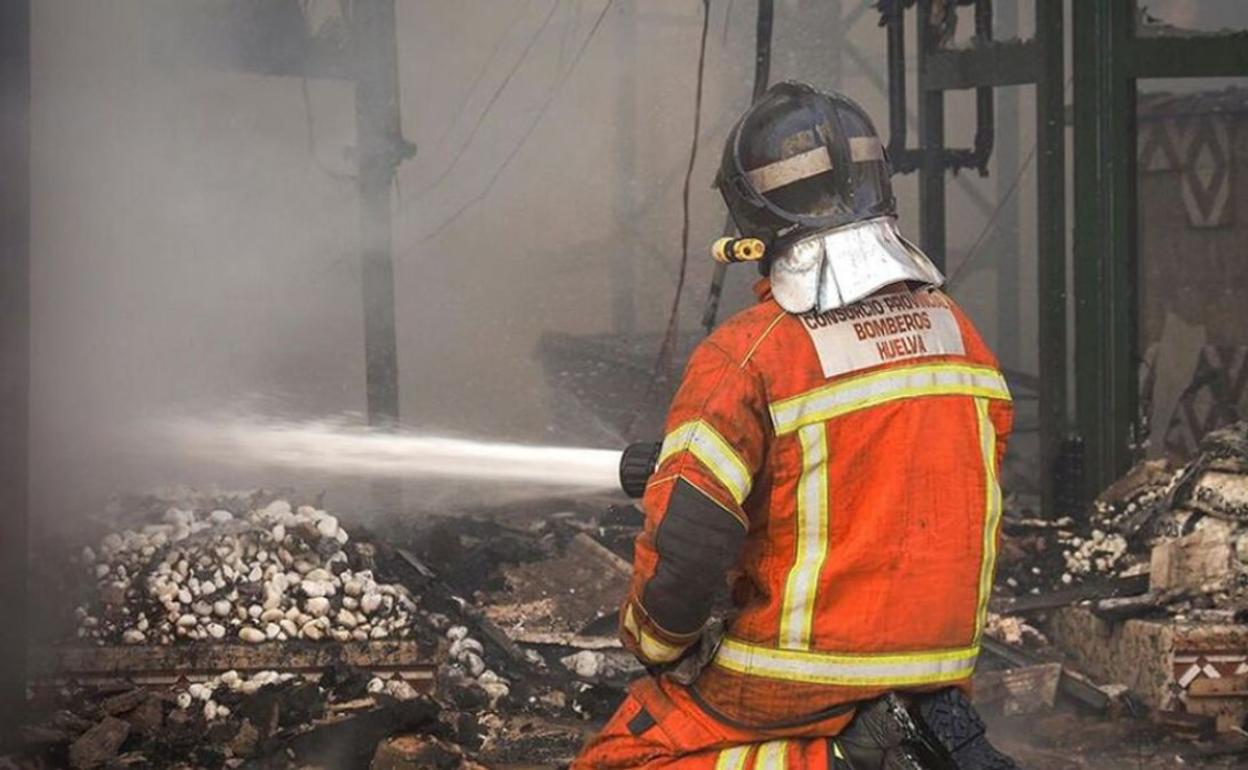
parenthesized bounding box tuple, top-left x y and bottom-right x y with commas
(833, 694, 929, 770)
(646, 617, 727, 685)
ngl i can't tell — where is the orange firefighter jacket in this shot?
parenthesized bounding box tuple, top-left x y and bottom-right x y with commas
(620, 279, 1012, 728)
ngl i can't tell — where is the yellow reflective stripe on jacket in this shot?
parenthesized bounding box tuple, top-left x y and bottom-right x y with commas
(714, 745, 751, 770)
(623, 603, 687, 663)
(659, 419, 753, 504)
(753, 740, 789, 770)
(769, 363, 1011, 435)
(973, 397, 1003, 643)
(714, 636, 979, 687)
(778, 423, 829, 649)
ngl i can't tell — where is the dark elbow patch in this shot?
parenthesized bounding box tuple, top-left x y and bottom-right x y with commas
(641, 479, 746, 635)
(627, 707, 657, 736)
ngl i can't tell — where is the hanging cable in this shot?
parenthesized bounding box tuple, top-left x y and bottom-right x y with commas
(406, 0, 615, 245)
(700, 0, 773, 333)
(648, 0, 712, 380)
(410, 0, 562, 202)
(424, 0, 538, 167)
(945, 75, 1071, 290)
(943, 140, 1037, 290)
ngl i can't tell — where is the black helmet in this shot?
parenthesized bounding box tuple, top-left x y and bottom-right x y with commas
(715, 82, 896, 250)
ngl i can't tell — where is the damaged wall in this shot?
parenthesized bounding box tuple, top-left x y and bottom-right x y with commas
(1138, 89, 1248, 458)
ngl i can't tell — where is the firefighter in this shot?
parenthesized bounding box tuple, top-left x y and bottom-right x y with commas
(574, 82, 1017, 769)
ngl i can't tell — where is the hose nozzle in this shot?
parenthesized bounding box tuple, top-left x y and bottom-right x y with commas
(619, 441, 661, 498)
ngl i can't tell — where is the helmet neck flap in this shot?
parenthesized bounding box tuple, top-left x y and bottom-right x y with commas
(769, 217, 945, 314)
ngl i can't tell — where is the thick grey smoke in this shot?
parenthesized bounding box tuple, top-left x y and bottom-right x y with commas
(30, 0, 1045, 528)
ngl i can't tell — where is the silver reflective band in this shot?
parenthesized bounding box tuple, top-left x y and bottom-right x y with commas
(972, 398, 1003, 643)
(769, 217, 946, 314)
(849, 136, 884, 162)
(769, 363, 1011, 436)
(714, 746, 751, 770)
(659, 420, 753, 505)
(754, 740, 790, 770)
(715, 636, 979, 686)
(745, 146, 834, 194)
(778, 423, 829, 649)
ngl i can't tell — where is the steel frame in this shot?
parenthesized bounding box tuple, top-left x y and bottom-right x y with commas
(884, 0, 1066, 514)
(1072, 1, 1248, 496)
(888, 0, 1248, 510)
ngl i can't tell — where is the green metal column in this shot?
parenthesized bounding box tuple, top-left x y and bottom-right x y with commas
(916, 0, 947, 271)
(994, 0, 1021, 365)
(1073, 0, 1138, 496)
(1035, 0, 1067, 514)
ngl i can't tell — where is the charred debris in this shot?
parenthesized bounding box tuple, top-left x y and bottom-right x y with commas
(13, 489, 640, 769)
(10, 424, 1248, 768)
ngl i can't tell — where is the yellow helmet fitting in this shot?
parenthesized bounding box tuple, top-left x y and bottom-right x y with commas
(711, 237, 766, 264)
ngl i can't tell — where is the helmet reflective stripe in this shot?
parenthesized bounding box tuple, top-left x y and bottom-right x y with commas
(743, 137, 885, 198)
(746, 146, 834, 195)
(848, 136, 884, 162)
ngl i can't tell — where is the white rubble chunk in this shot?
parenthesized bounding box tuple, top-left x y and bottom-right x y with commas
(239, 627, 265, 644)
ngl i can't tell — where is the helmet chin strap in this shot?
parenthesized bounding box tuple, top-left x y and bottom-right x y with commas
(769, 218, 945, 314)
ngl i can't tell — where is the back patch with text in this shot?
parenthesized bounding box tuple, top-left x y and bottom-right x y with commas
(799, 290, 966, 378)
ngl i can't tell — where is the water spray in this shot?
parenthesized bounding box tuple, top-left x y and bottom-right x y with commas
(159, 416, 661, 498)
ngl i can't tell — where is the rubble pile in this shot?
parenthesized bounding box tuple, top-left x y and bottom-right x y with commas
(979, 423, 1248, 751)
(19, 666, 453, 769)
(983, 613, 1048, 649)
(10, 491, 650, 768)
(998, 422, 1248, 614)
(172, 667, 425, 724)
(76, 499, 422, 646)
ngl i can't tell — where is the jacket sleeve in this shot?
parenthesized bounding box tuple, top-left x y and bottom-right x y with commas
(620, 339, 768, 666)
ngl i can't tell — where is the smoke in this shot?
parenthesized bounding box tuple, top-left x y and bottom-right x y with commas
(28, 0, 768, 527)
(27, 0, 966, 528)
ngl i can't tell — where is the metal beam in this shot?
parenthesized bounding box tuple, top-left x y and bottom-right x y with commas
(353, 0, 406, 430)
(923, 40, 1040, 91)
(917, 0, 947, 270)
(0, 0, 28, 750)
(1035, 0, 1067, 517)
(1129, 33, 1248, 79)
(1073, 0, 1138, 498)
(993, 1, 1022, 371)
